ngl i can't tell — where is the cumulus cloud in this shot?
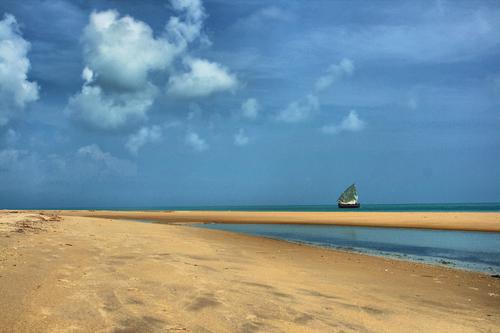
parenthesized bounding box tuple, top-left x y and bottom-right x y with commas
(321, 110, 365, 134)
(67, 1, 228, 130)
(82, 66, 94, 84)
(277, 94, 319, 123)
(234, 128, 249, 146)
(185, 131, 208, 151)
(125, 125, 162, 154)
(67, 9, 175, 129)
(167, 0, 206, 48)
(82, 10, 178, 91)
(0, 14, 39, 126)
(315, 58, 354, 91)
(168, 58, 238, 97)
(78, 144, 136, 176)
(241, 98, 259, 120)
(67, 80, 157, 129)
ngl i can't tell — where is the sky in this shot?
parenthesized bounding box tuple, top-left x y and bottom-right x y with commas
(0, 0, 499, 208)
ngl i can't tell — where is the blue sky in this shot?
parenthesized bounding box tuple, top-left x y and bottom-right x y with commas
(0, 0, 499, 208)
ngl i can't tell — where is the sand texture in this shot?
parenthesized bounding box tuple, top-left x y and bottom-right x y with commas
(0, 211, 499, 332)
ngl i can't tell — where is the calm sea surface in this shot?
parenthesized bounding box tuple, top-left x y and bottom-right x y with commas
(195, 224, 500, 274)
(79, 202, 500, 212)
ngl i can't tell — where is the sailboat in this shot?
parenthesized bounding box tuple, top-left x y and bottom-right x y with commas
(337, 184, 360, 208)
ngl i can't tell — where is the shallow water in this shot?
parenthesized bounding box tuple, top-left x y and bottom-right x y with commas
(195, 224, 500, 274)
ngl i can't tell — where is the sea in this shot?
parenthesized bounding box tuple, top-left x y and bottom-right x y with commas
(89, 202, 500, 274)
(95, 202, 500, 212)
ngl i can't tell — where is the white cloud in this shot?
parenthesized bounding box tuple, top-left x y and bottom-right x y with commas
(67, 81, 157, 129)
(234, 128, 249, 146)
(67, 9, 174, 129)
(68, 2, 236, 130)
(167, 0, 206, 48)
(171, 0, 205, 22)
(321, 110, 365, 135)
(168, 58, 238, 97)
(315, 58, 354, 91)
(77, 144, 136, 176)
(277, 94, 319, 123)
(125, 125, 162, 154)
(241, 98, 259, 120)
(0, 14, 39, 126)
(82, 10, 179, 91)
(82, 66, 94, 84)
(67, 1, 216, 130)
(185, 131, 208, 151)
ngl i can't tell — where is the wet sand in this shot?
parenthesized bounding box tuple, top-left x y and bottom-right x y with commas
(57, 210, 500, 232)
(0, 211, 499, 332)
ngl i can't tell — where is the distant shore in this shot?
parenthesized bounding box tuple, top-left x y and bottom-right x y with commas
(41, 210, 500, 232)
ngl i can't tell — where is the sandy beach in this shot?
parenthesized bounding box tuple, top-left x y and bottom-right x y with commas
(0, 211, 499, 332)
(57, 210, 500, 232)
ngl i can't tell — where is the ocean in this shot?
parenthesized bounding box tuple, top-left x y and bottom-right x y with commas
(81, 202, 500, 212)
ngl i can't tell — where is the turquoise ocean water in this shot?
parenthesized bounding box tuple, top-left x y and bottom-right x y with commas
(80, 202, 500, 212)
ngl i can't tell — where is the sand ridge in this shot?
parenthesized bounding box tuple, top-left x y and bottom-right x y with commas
(52, 209, 500, 232)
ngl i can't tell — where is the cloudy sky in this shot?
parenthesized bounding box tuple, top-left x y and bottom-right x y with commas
(0, 0, 499, 208)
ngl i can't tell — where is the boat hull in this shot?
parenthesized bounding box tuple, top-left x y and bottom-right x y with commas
(338, 203, 360, 209)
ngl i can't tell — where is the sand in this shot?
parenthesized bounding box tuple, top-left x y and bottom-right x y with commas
(0, 211, 499, 332)
(57, 210, 500, 232)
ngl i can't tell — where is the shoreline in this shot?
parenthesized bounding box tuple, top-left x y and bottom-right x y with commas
(0, 211, 499, 332)
(36, 209, 500, 232)
(56, 215, 498, 275)
(189, 224, 500, 276)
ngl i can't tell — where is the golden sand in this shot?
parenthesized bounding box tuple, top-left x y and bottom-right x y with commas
(0, 211, 499, 332)
(57, 210, 500, 232)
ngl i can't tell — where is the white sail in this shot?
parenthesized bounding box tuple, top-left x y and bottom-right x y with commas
(337, 184, 359, 205)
